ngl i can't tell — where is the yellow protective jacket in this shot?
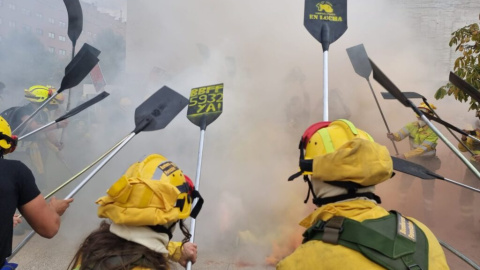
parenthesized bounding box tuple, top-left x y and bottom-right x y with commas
(458, 130, 480, 162)
(392, 121, 438, 159)
(276, 200, 449, 270)
(73, 241, 183, 270)
(277, 138, 448, 270)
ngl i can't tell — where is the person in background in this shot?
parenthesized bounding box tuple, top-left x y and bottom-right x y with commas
(386, 102, 440, 223)
(456, 109, 480, 230)
(69, 154, 203, 270)
(278, 119, 449, 269)
(0, 116, 73, 269)
(4, 85, 68, 191)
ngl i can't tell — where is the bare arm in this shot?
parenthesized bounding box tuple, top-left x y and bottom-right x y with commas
(18, 195, 73, 238)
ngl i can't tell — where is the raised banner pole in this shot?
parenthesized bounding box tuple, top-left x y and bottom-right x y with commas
(186, 83, 224, 270)
(304, 0, 348, 121)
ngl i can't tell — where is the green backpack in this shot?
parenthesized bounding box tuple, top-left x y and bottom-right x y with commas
(302, 211, 428, 270)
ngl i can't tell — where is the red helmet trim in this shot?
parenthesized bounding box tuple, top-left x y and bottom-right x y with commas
(301, 121, 331, 147)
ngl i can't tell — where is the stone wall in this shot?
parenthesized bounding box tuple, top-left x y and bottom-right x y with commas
(399, 0, 479, 75)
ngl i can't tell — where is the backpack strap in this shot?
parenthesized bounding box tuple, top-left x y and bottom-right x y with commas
(303, 211, 428, 270)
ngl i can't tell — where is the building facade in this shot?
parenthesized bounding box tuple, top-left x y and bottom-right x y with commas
(0, 0, 125, 58)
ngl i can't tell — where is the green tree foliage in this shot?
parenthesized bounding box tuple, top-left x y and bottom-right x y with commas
(434, 20, 480, 111)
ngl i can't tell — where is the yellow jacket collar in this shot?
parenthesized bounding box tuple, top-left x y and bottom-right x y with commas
(299, 199, 389, 228)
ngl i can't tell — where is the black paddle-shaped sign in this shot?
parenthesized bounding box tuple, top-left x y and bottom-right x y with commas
(187, 83, 223, 130)
(135, 86, 189, 132)
(186, 83, 224, 270)
(18, 91, 109, 140)
(62, 43, 100, 90)
(392, 156, 479, 193)
(12, 43, 100, 134)
(304, 0, 347, 51)
(63, 0, 83, 120)
(64, 0, 83, 49)
(304, 0, 347, 121)
(381, 92, 424, 99)
(346, 44, 398, 154)
(346, 44, 371, 78)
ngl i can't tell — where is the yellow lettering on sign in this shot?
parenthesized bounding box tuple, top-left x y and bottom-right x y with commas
(197, 104, 206, 114)
(308, 14, 343, 22)
(191, 84, 223, 97)
(205, 103, 216, 113)
(195, 102, 222, 114)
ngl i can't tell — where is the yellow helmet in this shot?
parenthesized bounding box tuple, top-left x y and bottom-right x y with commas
(24, 85, 64, 105)
(97, 154, 201, 226)
(304, 119, 374, 161)
(0, 116, 17, 153)
(289, 119, 392, 205)
(0, 116, 12, 149)
(417, 102, 436, 116)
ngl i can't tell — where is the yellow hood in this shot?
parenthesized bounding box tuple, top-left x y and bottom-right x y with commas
(311, 138, 393, 186)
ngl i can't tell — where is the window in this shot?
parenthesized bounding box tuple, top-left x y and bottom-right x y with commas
(23, 25, 31, 32)
(58, 35, 66, 42)
(48, 17, 54, 24)
(59, 21, 66, 28)
(36, 28, 43, 35)
(36, 13, 43, 19)
(48, 32, 55, 39)
(0, 18, 2, 25)
(48, 47, 55, 53)
(8, 3, 15, 10)
(59, 49, 66, 56)
(8, 21, 15, 28)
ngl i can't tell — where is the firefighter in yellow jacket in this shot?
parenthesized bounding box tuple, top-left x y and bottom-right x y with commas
(386, 102, 440, 222)
(6, 85, 68, 191)
(456, 110, 480, 230)
(278, 119, 449, 270)
(69, 154, 203, 270)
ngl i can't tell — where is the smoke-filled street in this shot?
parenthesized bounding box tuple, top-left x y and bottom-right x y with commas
(1, 0, 480, 269)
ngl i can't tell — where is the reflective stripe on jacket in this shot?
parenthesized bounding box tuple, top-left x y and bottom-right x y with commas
(393, 122, 438, 158)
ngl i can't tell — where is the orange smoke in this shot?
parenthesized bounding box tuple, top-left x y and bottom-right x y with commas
(265, 226, 304, 266)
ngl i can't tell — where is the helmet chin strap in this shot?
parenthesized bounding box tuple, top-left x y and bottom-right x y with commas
(303, 175, 317, 204)
(313, 192, 381, 207)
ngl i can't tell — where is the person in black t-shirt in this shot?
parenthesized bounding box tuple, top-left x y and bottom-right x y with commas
(0, 116, 73, 268)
